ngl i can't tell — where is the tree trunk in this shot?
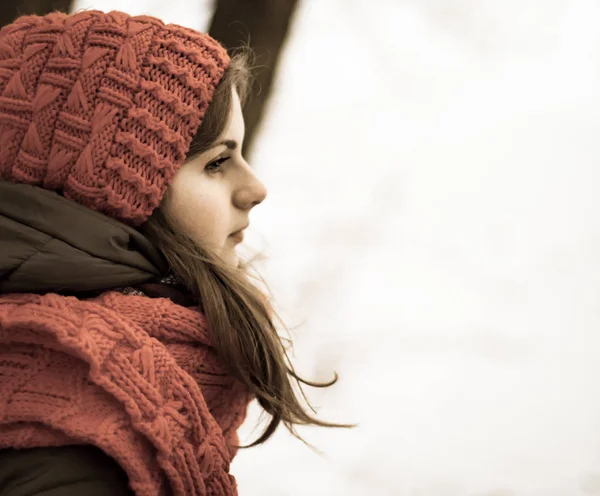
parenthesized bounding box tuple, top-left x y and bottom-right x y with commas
(208, 0, 299, 157)
(0, 0, 72, 28)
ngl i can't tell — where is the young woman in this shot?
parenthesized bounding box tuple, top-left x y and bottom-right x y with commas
(0, 9, 345, 496)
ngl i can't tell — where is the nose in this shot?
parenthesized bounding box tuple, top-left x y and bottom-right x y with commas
(233, 166, 267, 210)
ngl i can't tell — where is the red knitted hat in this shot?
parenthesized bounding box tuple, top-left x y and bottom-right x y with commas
(0, 10, 229, 226)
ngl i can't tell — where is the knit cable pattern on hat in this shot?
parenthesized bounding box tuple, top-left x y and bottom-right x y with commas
(0, 291, 252, 495)
(0, 10, 229, 225)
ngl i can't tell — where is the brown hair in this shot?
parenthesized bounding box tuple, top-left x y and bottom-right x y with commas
(144, 51, 353, 447)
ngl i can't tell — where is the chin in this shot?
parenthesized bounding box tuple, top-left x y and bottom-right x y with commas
(221, 249, 239, 267)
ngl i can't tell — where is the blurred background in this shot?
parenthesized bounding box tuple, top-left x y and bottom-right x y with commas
(4, 1, 600, 495)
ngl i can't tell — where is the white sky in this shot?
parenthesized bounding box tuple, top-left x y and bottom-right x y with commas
(71, 1, 600, 494)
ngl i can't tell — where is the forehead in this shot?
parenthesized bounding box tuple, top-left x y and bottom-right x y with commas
(219, 88, 244, 140)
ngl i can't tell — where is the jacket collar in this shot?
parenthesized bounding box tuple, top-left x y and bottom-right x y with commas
(0, 181, 168, 294)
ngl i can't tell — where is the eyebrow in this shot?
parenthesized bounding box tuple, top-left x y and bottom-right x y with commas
(219, 140, 238, 150)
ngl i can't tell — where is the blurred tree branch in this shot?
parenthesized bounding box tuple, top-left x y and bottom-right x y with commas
(209, 0, 299, 157)
(0, 0, 71, 28)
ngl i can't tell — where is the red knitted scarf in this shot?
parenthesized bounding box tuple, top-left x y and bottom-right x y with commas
(0, 290, 252, 495)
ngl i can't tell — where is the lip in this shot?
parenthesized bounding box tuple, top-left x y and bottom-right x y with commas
(230, 230, 244, 243)
(229, 224, 248, 243)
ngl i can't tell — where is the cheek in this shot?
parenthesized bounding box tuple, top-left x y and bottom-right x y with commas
(165, 177, 228, 247)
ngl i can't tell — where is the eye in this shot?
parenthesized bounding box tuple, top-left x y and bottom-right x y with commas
(205, 156, 229, 174)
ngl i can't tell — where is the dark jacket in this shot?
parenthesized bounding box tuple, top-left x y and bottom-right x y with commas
(0, 446, 134, 495)
(0, 181, 167, 294)
(0, 182, 169, 495)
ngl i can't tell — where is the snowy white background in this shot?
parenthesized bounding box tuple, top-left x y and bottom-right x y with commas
(72, 0, 600, 494)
